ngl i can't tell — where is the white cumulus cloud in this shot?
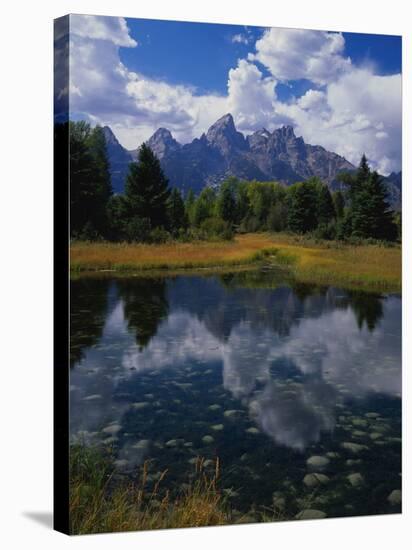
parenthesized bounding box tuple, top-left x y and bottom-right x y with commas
(249, 27, 351, 85)
(62, 15, 401, 172)
(70, 14, 137, 47)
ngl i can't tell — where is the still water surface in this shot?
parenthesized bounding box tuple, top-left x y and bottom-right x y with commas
(70, 272, 401, 518)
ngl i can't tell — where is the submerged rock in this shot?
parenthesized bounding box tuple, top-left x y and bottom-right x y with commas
(211, 424, 224, 431)
(341, 442, 368, 454)
(83, 394, 102, 401)
(102, 423, 121, 435)
(295, 509, 327, 520)
(202, 435, 215, 444)
(303, 473, 330, 488)
(351, 418, 368, 428)
(387, 489, 402, 506)
(133, 439, 150, 449)
(326, 452, 339, 459)
(306, 456, 330, 469)
(224, 409, 242, 419)
(347, 473, 364, 487)
(352, 430, 368, 438)
(102, 436, 118, 444)
(345, 459, 362, 467)
(246, 427, 260, 435)
(132, 402, 149, 410)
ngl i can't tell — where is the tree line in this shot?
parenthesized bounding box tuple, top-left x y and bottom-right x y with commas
(61, 121, 399, 243)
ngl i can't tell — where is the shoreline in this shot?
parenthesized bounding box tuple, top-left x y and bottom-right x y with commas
(70, 233, 401, 293)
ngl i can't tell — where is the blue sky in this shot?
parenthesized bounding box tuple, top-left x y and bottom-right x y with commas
(121, 19, 401, 97)
(61, 15, 402, 173)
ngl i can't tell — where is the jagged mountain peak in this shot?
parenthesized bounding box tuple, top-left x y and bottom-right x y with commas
(103, 116, 357, 195)
(273, 125, 296, 139)
(206, 112, 247, 151)
(258, 128, 271, 138)
(208, 112, 235, 129)
(102, 125, 121, 145)
(150, 127, 176, 140)
(146, 126, 180, 160)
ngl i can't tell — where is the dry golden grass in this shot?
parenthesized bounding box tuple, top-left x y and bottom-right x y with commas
(69, 445, 287, 535)
(70, 445, 231, 535)
(266, 234, 401, 291)
(70, 233, 401, 291)
(70, 234, 278, 272)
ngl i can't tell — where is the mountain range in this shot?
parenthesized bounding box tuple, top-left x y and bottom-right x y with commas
(102, 114, 401, 207)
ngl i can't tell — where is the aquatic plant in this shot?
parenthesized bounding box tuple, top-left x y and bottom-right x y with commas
(69, 445, 229, 534)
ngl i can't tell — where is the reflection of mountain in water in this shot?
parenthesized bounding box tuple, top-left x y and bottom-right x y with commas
(167, 275, 386, 341)
(69, 274, 400, 452)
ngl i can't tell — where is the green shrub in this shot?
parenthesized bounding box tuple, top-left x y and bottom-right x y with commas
(199, 217, 234, 240)
(125, 217, 151, 242)
(148, 227, 171, 244)
(313, 221, 337, 240)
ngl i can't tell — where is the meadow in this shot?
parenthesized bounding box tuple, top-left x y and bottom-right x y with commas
(70, 233, 401, 291)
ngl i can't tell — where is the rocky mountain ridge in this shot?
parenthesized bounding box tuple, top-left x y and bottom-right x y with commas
(103, 115, 400, 207)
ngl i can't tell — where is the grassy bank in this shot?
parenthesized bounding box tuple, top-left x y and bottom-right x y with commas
(70, 233, 401, 291)
(69, 444, 283, 535)
(70, 234, 277, 272)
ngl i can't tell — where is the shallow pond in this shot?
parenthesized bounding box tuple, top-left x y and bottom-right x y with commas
(70, 271, 401, 519)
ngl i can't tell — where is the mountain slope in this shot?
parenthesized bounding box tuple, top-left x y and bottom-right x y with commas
(104, 114, 356, 193)
(102, 126, 133, 193)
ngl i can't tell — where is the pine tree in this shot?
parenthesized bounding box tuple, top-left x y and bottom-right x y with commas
(185, 189, 196, 225)
(287, 181, 318, 233)
(317, 184, 336, 226)
(125, 143, 170, 229)
(87, 125, 112, 235)
(332, 190, 345, 218)
(69, 121, 113, 238)
(342, 156, 397, 241)
(366, 171, 397, 240)
(167, 187, 188, 235)
(217, 183, 236, 224)
(69, 121, 101, 237)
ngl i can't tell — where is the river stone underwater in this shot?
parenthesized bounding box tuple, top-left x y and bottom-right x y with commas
(70, 271, 402, 520)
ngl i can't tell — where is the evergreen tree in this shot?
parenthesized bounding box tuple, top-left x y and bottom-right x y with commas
(287, 181, 318, 233)
(332, 190, 345, 218)
(317, 184, 336, 226)
(365, 171, 397, 240)
(342, 156, 397, 240)
(167, 187, 188, 235)
(124, 143, 170, 229)
(69, 121, 113, 238)
(69, 121, 95, 236)
(217, 183, 236, 224)
(107, 194, 129, 240)
(87, 125, 112, 235)
(185, 188, 196, 225)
